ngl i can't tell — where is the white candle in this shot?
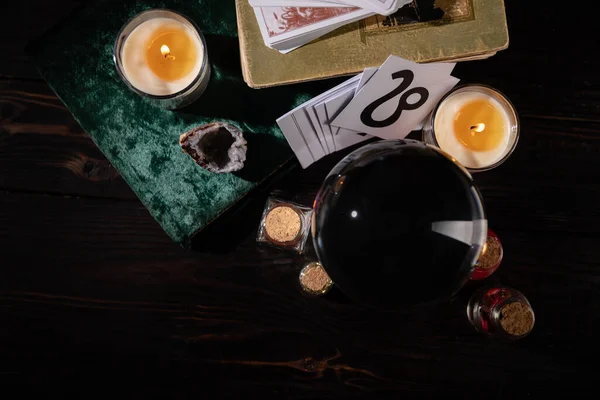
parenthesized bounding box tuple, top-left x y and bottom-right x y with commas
(423, 85, 519, 171)
(114, 10, 210, 108)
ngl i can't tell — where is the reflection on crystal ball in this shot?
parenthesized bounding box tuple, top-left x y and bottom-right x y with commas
(312, 140, 487, 308)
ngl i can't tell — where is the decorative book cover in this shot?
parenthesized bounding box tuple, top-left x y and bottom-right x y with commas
(237, 0, 509, 88)
(32, 0, 316, 247)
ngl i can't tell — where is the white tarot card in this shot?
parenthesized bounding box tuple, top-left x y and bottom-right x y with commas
(306, 105, 330, 153)
(277, 74, 362, 167)
(331, 55, 458, 140)
(276, 114, 317, 168)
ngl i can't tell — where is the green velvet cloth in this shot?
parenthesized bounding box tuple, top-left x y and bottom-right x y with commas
(34, 0, 320, 246)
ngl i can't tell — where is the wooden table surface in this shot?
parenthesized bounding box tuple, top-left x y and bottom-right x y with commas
(1, 0, 598, 397)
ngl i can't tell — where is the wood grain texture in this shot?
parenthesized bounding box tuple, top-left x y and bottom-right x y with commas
(0, 0, 599, 397)
(0, 80, 136, 199)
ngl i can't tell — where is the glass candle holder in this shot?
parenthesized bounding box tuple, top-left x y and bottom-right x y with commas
(423, 84, 519, 172)
(470, 229, 503, 280)
(113, 9, 211, 110)
(467, 286, 535, 340)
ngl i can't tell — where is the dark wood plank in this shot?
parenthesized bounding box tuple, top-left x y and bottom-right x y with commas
(0, 190, 595, 396)
(0, 79, 137, 199)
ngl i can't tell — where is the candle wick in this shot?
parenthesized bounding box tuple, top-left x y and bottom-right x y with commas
(470, 123, 486, 135)
(160, 44, 175, 60)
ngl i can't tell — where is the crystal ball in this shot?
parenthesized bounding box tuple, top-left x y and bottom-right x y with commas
(312, 140, 487, 308)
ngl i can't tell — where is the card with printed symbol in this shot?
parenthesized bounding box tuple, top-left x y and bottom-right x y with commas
(277, 56, 458, 167)
(331, 55, 458, 140)
(359, 67, 426, 132)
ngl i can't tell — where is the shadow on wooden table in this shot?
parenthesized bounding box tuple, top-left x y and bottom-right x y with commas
(189, 159, 298, 253)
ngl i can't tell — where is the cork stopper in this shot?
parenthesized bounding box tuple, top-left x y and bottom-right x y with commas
(499, 302, 534, 336)
(471, 229, 503, 281)
(299, 262, 333, 295)
(264, 206, 302, 243)
(477, 235, 502, 269)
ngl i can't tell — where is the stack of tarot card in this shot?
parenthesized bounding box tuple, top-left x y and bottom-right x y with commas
(249, 0, 412, 52)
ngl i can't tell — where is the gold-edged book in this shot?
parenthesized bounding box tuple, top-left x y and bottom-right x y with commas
(236, 0, 508, 88)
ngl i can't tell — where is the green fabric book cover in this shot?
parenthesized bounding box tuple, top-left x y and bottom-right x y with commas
(33, 0, 320, 246)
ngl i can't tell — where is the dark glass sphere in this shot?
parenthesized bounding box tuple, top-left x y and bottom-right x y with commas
(312, 140, 486, 308)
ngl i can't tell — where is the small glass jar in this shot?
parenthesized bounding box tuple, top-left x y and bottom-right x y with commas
(113, 9, 211, 109)
(257, 197, 312, 254)
(299, 262, 333, 295)
(467, 286, 535, 340)
(470, 229, 503, 280)
(422, 84, 519, 172)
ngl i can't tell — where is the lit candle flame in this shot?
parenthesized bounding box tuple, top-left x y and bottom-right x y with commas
(160, 45, 175, 60)
(470, 123, 485, 136)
